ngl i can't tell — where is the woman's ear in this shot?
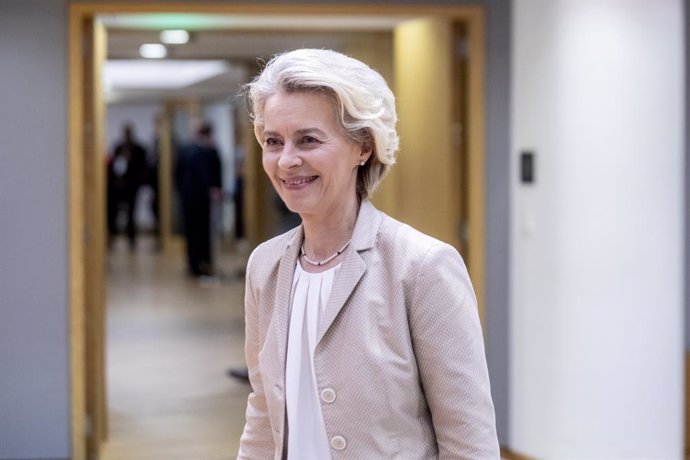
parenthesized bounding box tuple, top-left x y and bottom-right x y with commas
(359, 139, 373, 165)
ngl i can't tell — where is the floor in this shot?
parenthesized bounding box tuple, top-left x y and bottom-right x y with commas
(101, 236, 251, 460)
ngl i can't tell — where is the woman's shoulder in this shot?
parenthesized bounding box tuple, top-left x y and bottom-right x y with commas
(376, 210, 461, 262)
(246, 226, 301, 276)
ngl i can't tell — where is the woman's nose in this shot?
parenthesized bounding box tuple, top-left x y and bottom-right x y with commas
(277, 145, 302, 169)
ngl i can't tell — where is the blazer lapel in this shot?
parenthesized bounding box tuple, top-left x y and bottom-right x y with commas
(316, 201, 381, 344)
(271, 226, 303, 376)
(317, 249, 366, 344)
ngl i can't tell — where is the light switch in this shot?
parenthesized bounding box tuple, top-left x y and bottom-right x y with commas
(520, 151, 535, 184)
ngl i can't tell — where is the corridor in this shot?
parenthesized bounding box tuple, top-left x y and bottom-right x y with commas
(102, 237, 250, 460)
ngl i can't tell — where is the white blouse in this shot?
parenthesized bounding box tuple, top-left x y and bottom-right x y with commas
(285, 262, 340, 460)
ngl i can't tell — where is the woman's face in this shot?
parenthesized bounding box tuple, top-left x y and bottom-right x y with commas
(260, 90, 368, 220)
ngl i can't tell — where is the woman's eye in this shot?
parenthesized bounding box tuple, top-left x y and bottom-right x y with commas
(300, 136, 320, 145)
(264, 138, 281, 147)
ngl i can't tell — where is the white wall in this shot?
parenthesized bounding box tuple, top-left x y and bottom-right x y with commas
(203, 101, 236, 235)
(511, 1, 684, 458)
(203, 100, 235, 194)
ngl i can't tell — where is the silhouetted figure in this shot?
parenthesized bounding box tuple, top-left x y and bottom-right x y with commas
(107, 122, 148, 249)
(175, 121, 222, 278)
(233, 148, 246, 241)
(148, 116, 162, 249)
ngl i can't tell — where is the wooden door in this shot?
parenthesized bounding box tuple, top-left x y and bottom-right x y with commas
(69, 11, 108, 460)
(394, 15, 486, 319)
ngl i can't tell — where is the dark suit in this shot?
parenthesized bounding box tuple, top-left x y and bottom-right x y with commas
(107, 140, 147, 246)
(175, 141, 222, 276)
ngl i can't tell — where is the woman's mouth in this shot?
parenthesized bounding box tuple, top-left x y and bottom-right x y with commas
(281, 176, 317, 186)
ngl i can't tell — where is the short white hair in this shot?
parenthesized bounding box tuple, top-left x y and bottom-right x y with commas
(246, 48, 399, 199)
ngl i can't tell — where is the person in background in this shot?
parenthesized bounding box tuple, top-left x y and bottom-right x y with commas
(238, 49, 499, 459)
(232, 121, 247, 247)
(148, 113, 163, 250)
(175, 120, 223, 278)
(107, 122, 148, 250)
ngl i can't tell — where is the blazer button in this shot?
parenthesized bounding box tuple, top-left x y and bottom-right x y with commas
(330, 435, 347, 451)
(320, 388, 336, 403)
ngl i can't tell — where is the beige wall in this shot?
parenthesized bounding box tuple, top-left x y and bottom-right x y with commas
(394, 18, 459, 248)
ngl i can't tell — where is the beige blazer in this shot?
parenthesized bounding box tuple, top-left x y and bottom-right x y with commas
(238, 201, 499, 459)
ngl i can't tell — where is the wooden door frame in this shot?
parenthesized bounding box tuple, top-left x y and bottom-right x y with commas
(69, 3, 485, 458)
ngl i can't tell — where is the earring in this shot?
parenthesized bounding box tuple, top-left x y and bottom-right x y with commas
(360, 160, 365, 166)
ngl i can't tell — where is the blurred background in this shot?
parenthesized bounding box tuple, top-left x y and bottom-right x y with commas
(0, 1, 687, 459)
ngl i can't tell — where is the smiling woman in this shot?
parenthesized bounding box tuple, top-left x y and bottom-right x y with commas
(237, 49, 499, 460)
(260, 91, 368, 226)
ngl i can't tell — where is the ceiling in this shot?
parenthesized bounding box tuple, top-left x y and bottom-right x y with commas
(101, 13, 408, 104)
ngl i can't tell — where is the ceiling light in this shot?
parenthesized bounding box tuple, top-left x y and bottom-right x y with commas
(139, 43, 167, 59)
(99, 13, 409, 31)
(160, 29, 190, 44)
(104, 60, 231, 89)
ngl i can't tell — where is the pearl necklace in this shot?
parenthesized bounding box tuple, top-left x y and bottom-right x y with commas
(300, 239, 351, 266)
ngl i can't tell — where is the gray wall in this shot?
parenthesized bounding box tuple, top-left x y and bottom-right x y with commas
(0, 0, 70, 459)
(685, 0, 689, 352)
(482, 0, 511, 445)
(0, 0, 511, 456)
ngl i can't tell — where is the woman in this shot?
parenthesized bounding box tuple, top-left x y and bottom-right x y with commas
(238, 49, 499, 459)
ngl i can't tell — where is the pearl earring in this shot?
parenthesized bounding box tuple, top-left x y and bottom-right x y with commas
(360, 160, 365, 166)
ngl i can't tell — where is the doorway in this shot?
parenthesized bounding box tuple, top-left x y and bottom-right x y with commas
(69, 4, 486, 459)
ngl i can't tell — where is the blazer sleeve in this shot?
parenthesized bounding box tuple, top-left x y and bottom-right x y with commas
(237, 254, 275, 459)
(409, 243, 500, 460)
